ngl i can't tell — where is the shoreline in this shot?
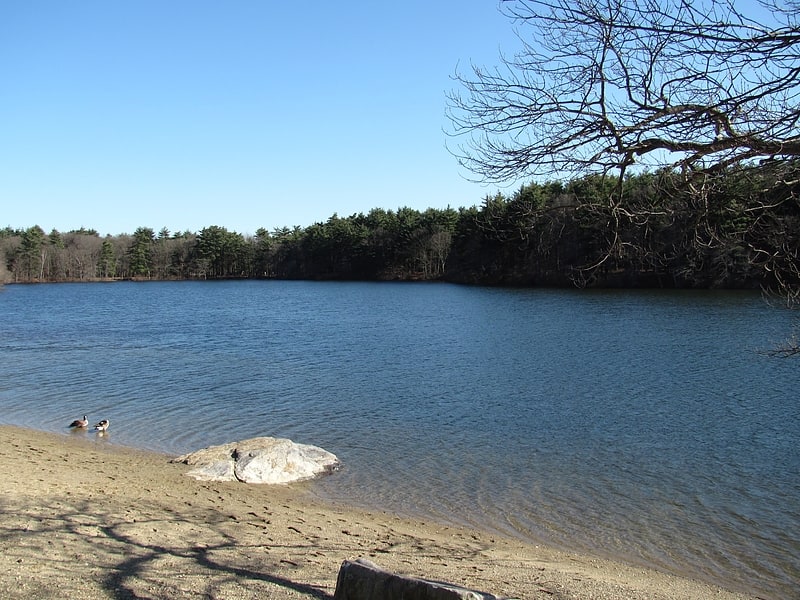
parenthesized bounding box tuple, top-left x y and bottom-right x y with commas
(0, 425, 756, 600)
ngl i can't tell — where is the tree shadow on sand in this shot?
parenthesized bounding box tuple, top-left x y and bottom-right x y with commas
(0, 495, 336, 599)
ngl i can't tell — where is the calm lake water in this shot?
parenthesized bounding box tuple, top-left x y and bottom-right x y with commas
(1, 280, 798, 598)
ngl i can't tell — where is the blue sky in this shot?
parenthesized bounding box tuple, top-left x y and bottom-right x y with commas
(1, 1, 518, 236)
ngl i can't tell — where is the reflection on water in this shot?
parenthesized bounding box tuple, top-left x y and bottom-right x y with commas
(1, 280, 798, 599)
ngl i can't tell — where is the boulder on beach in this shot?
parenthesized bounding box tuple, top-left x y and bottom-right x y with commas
(172, 436, 341, 484)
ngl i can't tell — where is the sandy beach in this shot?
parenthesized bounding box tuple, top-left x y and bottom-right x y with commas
(0, 425, 756, 600)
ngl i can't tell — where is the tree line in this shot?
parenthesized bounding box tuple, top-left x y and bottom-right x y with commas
(2, 165, 798, 291)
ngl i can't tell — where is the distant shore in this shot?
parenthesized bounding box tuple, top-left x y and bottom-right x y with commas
(0, 425, 755, 600)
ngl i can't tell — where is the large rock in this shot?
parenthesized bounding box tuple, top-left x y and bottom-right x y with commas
(333, 559, 509, 600)
(172, 437, 340, 484)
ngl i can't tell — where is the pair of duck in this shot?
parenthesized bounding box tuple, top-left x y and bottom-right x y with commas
(68, 415, 110, 432)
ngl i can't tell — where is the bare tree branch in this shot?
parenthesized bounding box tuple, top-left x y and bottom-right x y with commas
(447, 0, 800, 183)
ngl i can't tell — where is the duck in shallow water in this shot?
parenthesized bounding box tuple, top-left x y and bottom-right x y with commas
(93, 419, 110, 432)
(69, 415, 88, 429)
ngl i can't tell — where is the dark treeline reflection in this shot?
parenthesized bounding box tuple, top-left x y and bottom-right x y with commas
(3, 167, 799, 289)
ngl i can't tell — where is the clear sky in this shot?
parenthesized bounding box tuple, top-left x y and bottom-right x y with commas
(1, 1, 519, 237)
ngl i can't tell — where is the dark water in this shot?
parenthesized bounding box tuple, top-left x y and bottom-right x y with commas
(1, 280, 798, 598)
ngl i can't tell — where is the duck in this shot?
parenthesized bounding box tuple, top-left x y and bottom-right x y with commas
(69, 415, 89, 429)
(93, 419, 110, 432)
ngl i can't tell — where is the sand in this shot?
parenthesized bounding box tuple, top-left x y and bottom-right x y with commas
(0, 425, 756, 600)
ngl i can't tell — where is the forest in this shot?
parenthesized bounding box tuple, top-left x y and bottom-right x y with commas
(2, 166, 798, 292)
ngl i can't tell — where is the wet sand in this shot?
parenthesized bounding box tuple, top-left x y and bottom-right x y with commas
(0, 425, 755, 599)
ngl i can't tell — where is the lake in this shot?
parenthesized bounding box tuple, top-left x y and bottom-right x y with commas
(1, 280, 797, 598)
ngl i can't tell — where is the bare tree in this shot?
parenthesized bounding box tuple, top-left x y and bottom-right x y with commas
(62, 232, 104, 281)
